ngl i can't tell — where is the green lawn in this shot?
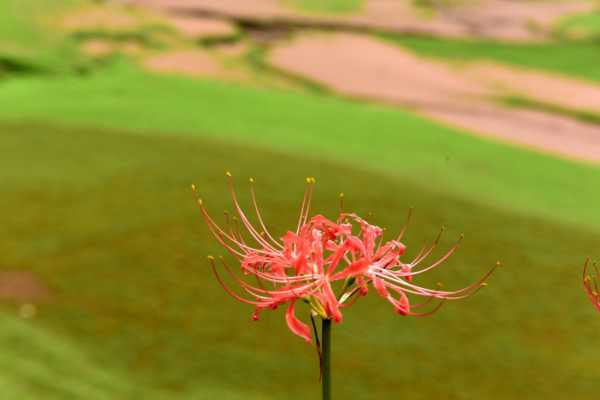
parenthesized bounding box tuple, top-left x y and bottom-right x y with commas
(0, 0, 84, 75)
(384, 35, 600, 82)
(501, 95, 600, 126)
(1, 121, 598, 399)
(284, 0, 363, 14)
(557, 11, 600, 40)
(1, 65, 599, 234)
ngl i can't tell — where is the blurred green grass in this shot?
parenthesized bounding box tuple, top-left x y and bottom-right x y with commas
(1, 65, 599, 233)
(384, 35, 600, 82)
(500, 95, 600, 126)
(557, 11, 600, 40)
(0, 0, 85, 75)
(1, 122, 599, 399)
(284, 0, 363, 14)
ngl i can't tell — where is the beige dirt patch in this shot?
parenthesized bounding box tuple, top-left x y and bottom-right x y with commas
(129, 0, 284, 19)
(143, 49, 247, 80)
(436, 0, 593, 41)
(271, 33, 491, 104)
(468, 62, 600, 113)
(215, 41, 249, 57)
(270, 32, 600, 162)
(128, 0, 594, 41)
(0, 271, 51, 302)
(423, 103, 600, 163)
(81, 39, 144, 57)
(62, 6, 141, 31)
(169, 16, 237, 39)
(81, 39, 115, 57)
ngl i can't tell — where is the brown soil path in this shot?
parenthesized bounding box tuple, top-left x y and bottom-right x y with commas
(433, 0, 593, 41)
(143, 48, 248, 81)
(168, 16, 238, 39)
(270, 33, 600, 162)
(468, 63, 600, 113)
(127, 0, 594, 41)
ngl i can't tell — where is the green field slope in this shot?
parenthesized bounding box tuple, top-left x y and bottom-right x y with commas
(385, 35, 600, 82)
(285, 0, 363, 14)
(0, 122, 598, 399)
(0, 0, 84, 75)
(0, 66, 599, 234)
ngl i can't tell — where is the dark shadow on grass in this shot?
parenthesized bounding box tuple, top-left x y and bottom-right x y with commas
(0, 56, 46, 78)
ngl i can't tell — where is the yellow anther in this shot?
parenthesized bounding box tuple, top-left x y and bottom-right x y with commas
(311, 177, 317, 184)
(197, 198, 203, 206)
(496, 261, 502, 267)
(249, 177, 255, 183)
(339, 192, 344, 198)
(226, 171, 232, 177)
(480, 282, 488, 287)
(306, 177, 311, 184)
(191, 184, 196, 192)
(207, 255, 215, 261)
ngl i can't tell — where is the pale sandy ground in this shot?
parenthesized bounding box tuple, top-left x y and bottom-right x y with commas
(62, 4, 239, 41)
(127, 0, 594, 41)
(81, 39, 144, 57)
(141, 46, 302, 91)
(168, 16, 237, 39)
(61, 3, 165, 31)
(62, 7, 141, 31)
(433, 0, 594, 41)
(143, 48, 247, 81)
(270, 33, 600, 162)
(468, 63, 600, 113)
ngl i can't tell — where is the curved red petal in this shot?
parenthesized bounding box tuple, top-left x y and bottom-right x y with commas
(285, 301, 312, 342)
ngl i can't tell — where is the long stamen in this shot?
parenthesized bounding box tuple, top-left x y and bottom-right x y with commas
(208, 256, 263, 306)
(249, 177, 284, 249)
(406, 300, 445, 317)
(410, 226, 445, 267)
(198, 199, 278, 258)
(221, 257, 321, 301)
(226, 172, 279, 252)
(300, 177, 316, 228)
(296, 177, 312, 233)
(373, 261, 499, 299)
(400, 235, 463, 277)
(396, 207, 413, 241)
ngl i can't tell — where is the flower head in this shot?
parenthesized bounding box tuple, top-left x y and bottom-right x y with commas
(195, 175, 498, 342)
(583, 259, 600, 312)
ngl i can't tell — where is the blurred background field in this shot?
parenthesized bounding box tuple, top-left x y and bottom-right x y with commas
(2, 0, 600, 399)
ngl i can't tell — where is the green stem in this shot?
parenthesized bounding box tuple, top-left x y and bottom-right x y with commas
(321, 318, 332, 400)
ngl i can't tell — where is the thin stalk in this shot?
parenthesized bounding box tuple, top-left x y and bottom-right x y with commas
(321, 318, 332, 400)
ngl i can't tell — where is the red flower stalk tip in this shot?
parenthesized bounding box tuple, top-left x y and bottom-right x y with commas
(583, 259, 600, 312)
(195, 174, 498, 342)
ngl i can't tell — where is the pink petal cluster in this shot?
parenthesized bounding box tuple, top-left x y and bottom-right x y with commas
(195, 175, 497, 342)
(583, 259, 600, 312)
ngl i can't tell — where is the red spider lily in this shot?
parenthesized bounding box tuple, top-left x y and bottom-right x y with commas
(583, 259, 600, 312)
(194, 174, 498, 342)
